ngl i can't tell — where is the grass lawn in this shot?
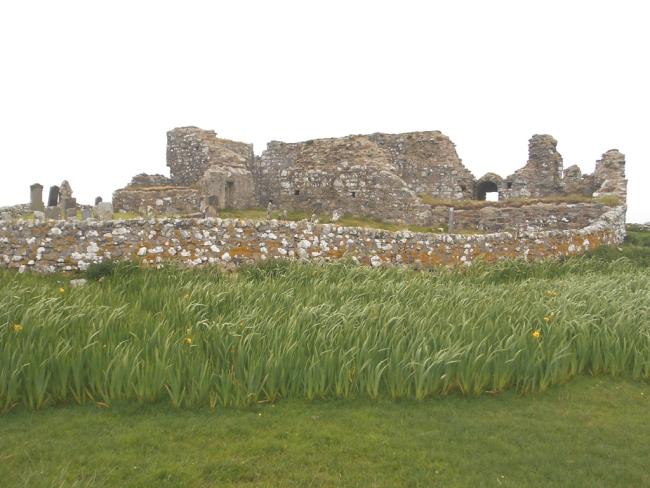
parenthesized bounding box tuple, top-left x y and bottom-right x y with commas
(1, 377, 649, 487)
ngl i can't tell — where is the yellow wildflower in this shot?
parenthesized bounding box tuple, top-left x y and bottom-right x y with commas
(184, 336, 192, 345)
(544, 314, 554, 323)
(545, 290, 558, 298)
(532, 330, 541, 339)
(59, 287, 65, 294)
(12, 324, 23, 333)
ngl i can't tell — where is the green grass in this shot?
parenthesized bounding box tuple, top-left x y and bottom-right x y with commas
(1, 229, 649, 486)
(1, 377, 649, 487)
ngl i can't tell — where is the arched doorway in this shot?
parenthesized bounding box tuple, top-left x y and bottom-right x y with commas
(476, 180, 498, 201)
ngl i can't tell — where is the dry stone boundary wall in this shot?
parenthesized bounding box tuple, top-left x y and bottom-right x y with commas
(0, 206, 626, 273)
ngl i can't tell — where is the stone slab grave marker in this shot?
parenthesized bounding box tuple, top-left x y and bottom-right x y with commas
(30, 183, 44, 211)
(61, 197, 77, 211)
(95, 202, 113, 221)
(95, 196, 103, 205)
(81, 208, 92, 220)
(47, 186, 60, 207)
(45, 207, 61, 220)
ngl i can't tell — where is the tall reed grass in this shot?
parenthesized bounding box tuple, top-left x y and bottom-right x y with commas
(1, 254, 649, 411)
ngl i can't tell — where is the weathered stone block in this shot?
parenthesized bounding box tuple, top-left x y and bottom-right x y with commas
(95, 202, 114, 221)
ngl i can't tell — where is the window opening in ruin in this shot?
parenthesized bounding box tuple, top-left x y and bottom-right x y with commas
(225, 181, 234, 208)
(351, 191, 356, 198)
(294, 189, 300, 196)
(507, 182, 512, 189)
(476, 180, 499, 201)
(460, 185, 467, 192)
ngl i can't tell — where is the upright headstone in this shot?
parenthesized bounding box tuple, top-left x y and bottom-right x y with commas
(47, 186, 60, 207)
(81, 208, 92, 220)
(95, 196, 103, 205)
(30, 183, 44, 211)
(447, 207, 455, 234)
(65, 208, 77, 220)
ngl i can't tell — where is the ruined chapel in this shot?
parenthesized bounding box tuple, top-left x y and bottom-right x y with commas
(113, 127, 627, 227)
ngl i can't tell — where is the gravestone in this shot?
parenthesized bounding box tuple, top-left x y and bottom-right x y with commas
(81, 208, 92, 220)
(95, 196, 103, 205)
(59, 180, 73, 201)
(61, 197, 76, 210)
(30, 183, 44, 211)
(65, 208, 77, 220)
(95, 202, 113, 221)
(45, 207, 61, 220)
(47, 186, 60, 207)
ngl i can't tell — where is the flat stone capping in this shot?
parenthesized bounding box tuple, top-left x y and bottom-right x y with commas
(0, 206, 626, 273)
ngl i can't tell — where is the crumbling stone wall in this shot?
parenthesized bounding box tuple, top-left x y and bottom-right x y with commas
(112, 186, 202, 215)
(113, 127, 627, 227)
(503, 135, 565, 198)
(255, 135, 424, 220)
(0, 206, 626, 273)
(366, 132, 475, 199)
(593, 149, 627, 201)
(451, 202, 611, 233)
(562, 165, 595, 196)
(166, 127, 254, 186)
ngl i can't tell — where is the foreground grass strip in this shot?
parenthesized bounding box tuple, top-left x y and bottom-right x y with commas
(1, 249, 650, 410)
(1, 378, 649, 487)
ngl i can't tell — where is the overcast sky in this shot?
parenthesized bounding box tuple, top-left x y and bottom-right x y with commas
(1, 0, 647, 222)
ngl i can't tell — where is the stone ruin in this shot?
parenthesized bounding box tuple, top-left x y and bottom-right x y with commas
(0, 126, 629, 273)
(112, 127, 627, 230)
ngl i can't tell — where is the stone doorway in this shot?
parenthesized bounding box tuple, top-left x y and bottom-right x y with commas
(476, 180, 499, 201)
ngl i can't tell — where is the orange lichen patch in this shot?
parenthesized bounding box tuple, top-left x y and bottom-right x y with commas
(263, 241, 281, 251)
(228, 246, 258, 258)
(326, 248, 348, 259)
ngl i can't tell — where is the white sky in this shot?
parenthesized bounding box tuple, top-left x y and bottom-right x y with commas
(1, 0, 648, 222)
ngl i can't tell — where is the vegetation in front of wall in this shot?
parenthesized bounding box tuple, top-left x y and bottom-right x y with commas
(1, 231, 649, 412)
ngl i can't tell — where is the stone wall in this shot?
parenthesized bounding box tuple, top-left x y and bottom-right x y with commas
(0, 206, 626, 273)
(366, 132, 475, 199)
(112, 186, 202, 215)
(450, 202, 610, 233)
(504, 135, 565, 198)
(255, 135, 425, 221)
(166, 127, 254, 186)
(113, 127, 627, 229)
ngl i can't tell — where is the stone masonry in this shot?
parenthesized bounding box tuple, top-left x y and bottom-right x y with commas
(111, 127, 627, 230)
(0, 205, 627, 273)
